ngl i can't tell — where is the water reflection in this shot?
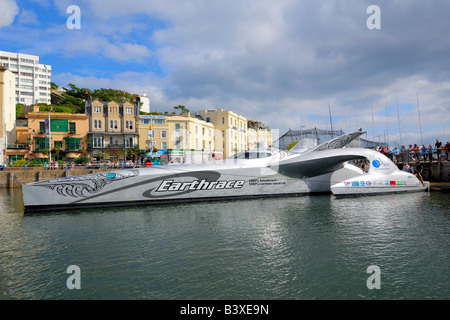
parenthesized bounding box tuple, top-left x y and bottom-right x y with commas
(0, 188, 449, 299)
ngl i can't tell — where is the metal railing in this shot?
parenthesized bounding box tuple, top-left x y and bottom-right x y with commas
(2, 160, 162, 171)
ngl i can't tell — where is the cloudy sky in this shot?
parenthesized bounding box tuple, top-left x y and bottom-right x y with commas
(1, 0, 450, 146)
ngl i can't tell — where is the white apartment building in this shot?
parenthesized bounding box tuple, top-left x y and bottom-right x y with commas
(0, 50, 52, 106)
(1, 64, 17, 164)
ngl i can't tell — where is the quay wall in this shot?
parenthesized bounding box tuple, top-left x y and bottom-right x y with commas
(0, 161, 449, 189)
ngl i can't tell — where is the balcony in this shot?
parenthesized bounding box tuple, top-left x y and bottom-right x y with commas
(7, 143, 29, 150)
(88, 143, 139, 150)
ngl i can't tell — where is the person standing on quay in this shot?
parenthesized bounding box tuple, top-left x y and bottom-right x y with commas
(435, 139, 442, 161)
(445, 141, 450, 160)
(427, 144, 434, 162)
(414, 161, 425, 187)
(401, 145, 408, 164)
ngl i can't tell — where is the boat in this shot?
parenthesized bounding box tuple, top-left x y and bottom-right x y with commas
(22, 130, 428, 212)
(330, 149, 430, 196)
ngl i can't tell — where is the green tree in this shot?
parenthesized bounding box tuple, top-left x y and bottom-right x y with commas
(173, 105, 189, 113)
(16, 104, 24, 117)
(286, 141, 299, 150)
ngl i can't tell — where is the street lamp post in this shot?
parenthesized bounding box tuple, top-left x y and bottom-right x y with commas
(300, 125, 305, 141)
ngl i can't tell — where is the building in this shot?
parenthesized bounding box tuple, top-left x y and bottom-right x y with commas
(85, 99, 140, 161)
(138, 112, 216, 163)
(139, 92, 151, 113)
(138, 115, 168, 151)
(0, 64, 16, 164)
(0, 50, 52, 105)
(247, 120, 272, 149)
(9, 104, 89, 163)
(198, 108, 248, 158)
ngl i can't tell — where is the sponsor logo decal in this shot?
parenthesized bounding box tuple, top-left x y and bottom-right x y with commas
(372, 159, 381, 168)
(106, 172, 116, 179)
(390, 181, 396, 186)
(372, 158, 390, 169)
(365, 181, 371, 186)
(352, 181, 360, 186)
(344, 181, 351, 186)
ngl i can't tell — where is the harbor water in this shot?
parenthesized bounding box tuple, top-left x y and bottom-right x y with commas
(0, 187, 449, 300)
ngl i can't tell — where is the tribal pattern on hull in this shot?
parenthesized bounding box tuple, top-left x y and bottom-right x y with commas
(35, 170, 139, 198)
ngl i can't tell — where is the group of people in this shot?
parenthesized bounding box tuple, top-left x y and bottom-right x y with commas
(376, 139, 450, 164)
(48, 161, 77, 170)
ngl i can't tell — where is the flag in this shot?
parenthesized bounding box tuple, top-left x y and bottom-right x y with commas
(45, 119, 50, 135)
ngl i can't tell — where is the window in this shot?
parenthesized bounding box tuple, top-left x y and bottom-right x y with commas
(69, 122, 76, 133)
(125, 107, 133, 114)
(222, 117, 225, 124)
(39, 122, 45, 132)
(114, 120, 118, 129)
(206, 117, 210, 123)
(161, 130, 167, 138)
(35, 137, 49, 150)
(161, 141, 167, 149)
(93, 137, 102, 148)
(94, 106, 102, 113)
(20, 58, 34, 64)
(66, 138, 80, 151)
(175, 123, 181, 132)
(125, 120, 133, 130)
(175, 137, 181, 149)
(110, 120, 114, 129)
(154, 118, 165, 125)
(94, 120, 98, 129)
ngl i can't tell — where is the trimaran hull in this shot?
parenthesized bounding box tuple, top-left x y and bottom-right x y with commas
(22, 131, 429, 212)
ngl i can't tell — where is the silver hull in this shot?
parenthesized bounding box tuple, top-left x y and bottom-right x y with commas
(22, 131, 428, 212)
(22, 163, 335, 212)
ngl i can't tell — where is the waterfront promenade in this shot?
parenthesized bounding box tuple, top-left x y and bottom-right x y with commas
(1, 160, 449, 189)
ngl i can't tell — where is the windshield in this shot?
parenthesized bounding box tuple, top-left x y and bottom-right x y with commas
(232, 151, 273, 159)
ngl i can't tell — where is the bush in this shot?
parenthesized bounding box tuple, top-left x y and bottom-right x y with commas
(75, 156, 90, 164)
(29, 160, 44, 167)
(14, 159, 29, 167)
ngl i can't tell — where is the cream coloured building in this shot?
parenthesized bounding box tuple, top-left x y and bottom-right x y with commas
(198, 108, 248, 158)
(139, 113, 216, 163)
(0, 64, 16, 164)
(85, 99, 139, 161)
(138, 115, 169, 151)
(247, 120, 273, 149)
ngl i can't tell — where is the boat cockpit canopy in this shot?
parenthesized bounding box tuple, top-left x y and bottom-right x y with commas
(232, 150, 273, 159)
